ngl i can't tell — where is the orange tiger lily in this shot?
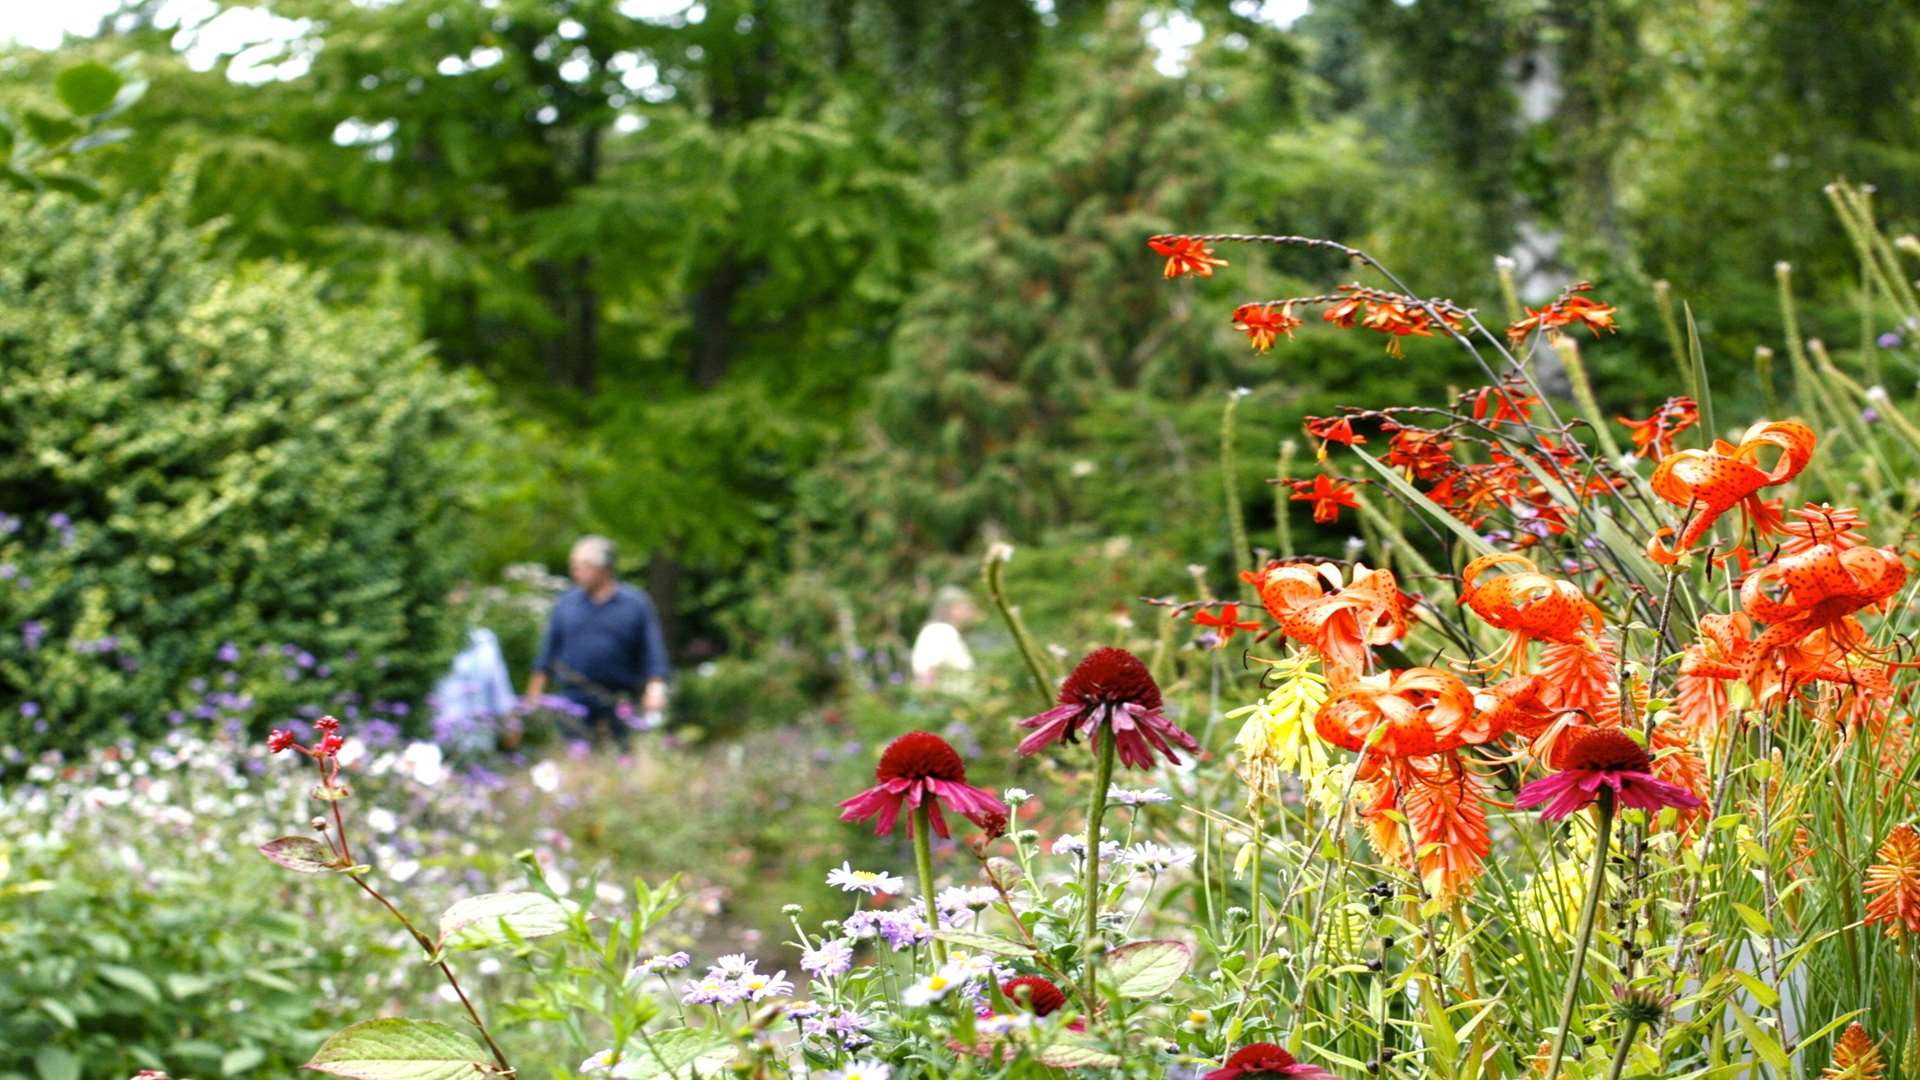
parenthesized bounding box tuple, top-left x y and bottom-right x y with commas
(1648, 420, 1816, 563)
(1241, 562, 1410, 685)
(1313, 667, 1477, 757)
(1458, 553, 1604, 672)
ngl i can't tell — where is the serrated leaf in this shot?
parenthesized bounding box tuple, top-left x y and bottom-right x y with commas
(607, 1029, 736, 1079)
(933, 929, 1035, 958)
(56, 63, 123, 116)
(303, 1018, 492, 1079)
(1105, 939, 1190, 998)
(259, 836, 341, 873)
(438, 891, 571, 950)
(1035, 1032, 1122, 1069)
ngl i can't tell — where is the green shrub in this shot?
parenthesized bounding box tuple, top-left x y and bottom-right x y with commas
(0, 189, 491, 751)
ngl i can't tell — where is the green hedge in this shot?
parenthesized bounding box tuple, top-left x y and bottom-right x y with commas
(0, 189, 489, 750)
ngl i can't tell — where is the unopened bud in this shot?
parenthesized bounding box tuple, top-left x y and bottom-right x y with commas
(311, 816, 328, 831)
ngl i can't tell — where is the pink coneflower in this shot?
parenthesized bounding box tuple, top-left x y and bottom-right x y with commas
(1515, 727, 1703, 822)
(1203, 1042, 1338, 1079)
(1017, 647, 1200, 771)
(839, 731, 1009, 839)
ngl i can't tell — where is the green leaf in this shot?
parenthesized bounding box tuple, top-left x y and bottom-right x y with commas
(1350, 447, 1497, 558)
(1729, 902, 1773, 937)
(223, 1046, 268, 1076)
(21, 111, 78, 147)
(303, 1018, 492, 1079)
(1731, 1005, 1789, 1074)
(34, 1047, 78, 1080)
(71, 128, 132, 154)
(1034, 1032, 1123, 1069)
(933, 929, 1035, 958)
(437, 891, 572, 950)
(607, 1029, 737, 1079)
(167, 972, 220, 999)
(0, 120, 13, 160)
(1104, 939, 1190, 998)
(38, 999, 78, 1030)
(36, 174, 103, 202)
(55, 63, 124, 117)
(1731, 968, 1778, 1009)
(96, 962, 162, 1004)
(259, 836, 342, 873)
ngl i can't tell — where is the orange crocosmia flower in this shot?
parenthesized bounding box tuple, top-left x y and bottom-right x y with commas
(1458, 553, 1604, 673)
(1470, 385, 1542, 426)
(1385, 428, 1455, 482)
(1780, 502, 1868, 555)
(1324, 296, 1366, 328)
(1147, 235, 1227, 279)
(1193, 602, 1261, 645)
(1313, 667, 1476, 757)
(1304, 415, 1367, 450)
(1617, 396, 1699, 460)
(1241, 562, 1410, 684)
(1290, 475, 1359, 524)
(1864, 823, 1920, 936)
(1647, 419, 1817, 563)
(1505, 286, 1619, 346)
(1823, 1023, 1884, 1080)
(1231, 303, 1302, 352)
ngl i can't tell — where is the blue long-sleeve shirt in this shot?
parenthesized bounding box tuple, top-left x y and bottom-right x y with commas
(533, 584, 670, 707)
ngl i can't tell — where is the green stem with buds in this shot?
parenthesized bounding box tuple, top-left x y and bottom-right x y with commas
(1082, 733, 1118, 1006)
(1546, 791, 1614, 1080)
(912, 803, 947, 965)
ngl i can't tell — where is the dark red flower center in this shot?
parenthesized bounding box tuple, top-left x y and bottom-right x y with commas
(1223, 1042, 1298, 1071)
(1059, 647, 1163, 711)
(876, 731, 968, 783)
(1001, 975, 1067, 1016)
(1558, 726, 1652, 774)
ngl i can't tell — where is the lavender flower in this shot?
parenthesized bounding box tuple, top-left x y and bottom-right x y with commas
(800, 939, 854, 979)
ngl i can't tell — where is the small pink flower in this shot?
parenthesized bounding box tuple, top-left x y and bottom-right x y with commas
(267, 729, 296, 753)
(1515, 727, 1703, 821)
(840, 732, 1009, 839)
(315, 734, 345, 757)
(1017, 648, 1200, 771)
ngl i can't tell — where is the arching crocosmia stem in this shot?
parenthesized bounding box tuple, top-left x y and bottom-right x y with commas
(1545, 791, 1613, 1080)
(1081, 733, 1117, 1006)
(912, 802, 946, 966)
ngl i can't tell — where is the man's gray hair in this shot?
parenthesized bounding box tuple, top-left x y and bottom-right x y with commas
(572, 535, 618, 571)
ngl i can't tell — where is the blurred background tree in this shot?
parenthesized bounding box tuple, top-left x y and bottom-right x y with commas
(5, 0, 1920, 735)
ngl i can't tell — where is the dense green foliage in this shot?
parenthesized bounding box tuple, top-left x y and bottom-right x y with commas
(0, 191, 486, 749)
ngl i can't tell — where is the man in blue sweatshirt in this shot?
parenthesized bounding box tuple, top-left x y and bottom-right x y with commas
(524, 536, 670, 742)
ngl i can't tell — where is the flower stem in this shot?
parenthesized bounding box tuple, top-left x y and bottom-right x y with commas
(1546, 793, 1614, 1080)
(1082, 734, 1118, 1006)
(1604, 1017, 1643, 1080)
(912, 803, 947, 965)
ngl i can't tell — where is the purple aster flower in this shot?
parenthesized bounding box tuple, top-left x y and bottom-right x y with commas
(20, 701, 40, 718)
(800, 939, 854, 979)
(217, 641, 240, 664)
(21, 621, 45, 651)
(1879, 331, 1903, 349)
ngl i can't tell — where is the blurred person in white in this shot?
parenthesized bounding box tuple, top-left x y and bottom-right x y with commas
(910, 585, 979, 693)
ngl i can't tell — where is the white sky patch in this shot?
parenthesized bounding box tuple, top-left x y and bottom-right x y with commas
(1147, 0, 1310, 76)
(0, 2, 312, 83)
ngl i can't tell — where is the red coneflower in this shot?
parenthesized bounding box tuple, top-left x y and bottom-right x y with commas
(1016, 647, 1200, 771)
(839, 731, 1009, 839)
(1000, 975, 1067, 1017)
(1515, 727, 1702, 822)
(1203, 1042, 1338, 1080)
